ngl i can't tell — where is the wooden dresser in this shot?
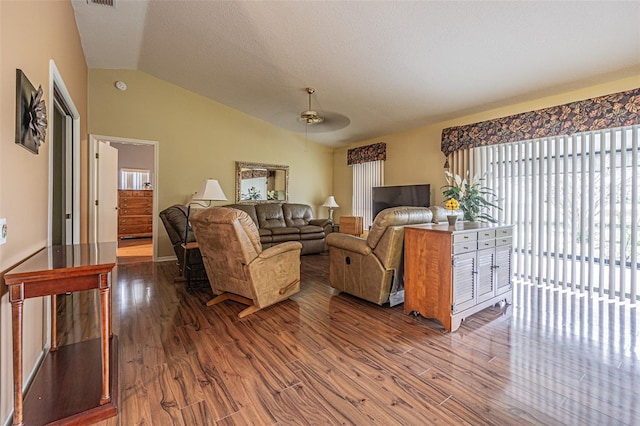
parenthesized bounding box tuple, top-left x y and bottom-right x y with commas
(118, 190, 153, 239)
(404, 222, 513, 332)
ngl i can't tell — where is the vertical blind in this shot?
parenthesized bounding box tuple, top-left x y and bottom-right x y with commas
(451, 125, 639, 303)
(352, 160, 384, 229)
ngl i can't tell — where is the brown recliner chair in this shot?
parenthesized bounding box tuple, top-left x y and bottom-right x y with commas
(326, 206, 433, 306)
(159, 204, 206, 284)
(190, 207, 302, 318)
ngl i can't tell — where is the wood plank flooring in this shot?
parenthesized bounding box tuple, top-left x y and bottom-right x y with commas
(117, 237, 153, 264)
(54, 254, 640, 425)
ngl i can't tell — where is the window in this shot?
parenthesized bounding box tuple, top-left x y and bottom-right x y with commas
(463, 125, 639, 302)
(352, 160, 384, 229)
(120, 168, 151, 190)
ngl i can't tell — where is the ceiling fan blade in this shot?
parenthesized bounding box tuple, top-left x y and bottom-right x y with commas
(304, 111, 350, 133)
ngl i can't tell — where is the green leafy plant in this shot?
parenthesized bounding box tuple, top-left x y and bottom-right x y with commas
(442, 171, 501, 223)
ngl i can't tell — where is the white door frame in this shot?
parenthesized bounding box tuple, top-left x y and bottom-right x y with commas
(89, 134, 159, 261)
(48, 60, 80, 245)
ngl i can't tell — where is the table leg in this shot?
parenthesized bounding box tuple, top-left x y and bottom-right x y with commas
(50, 294, 58, 352)
(99, 273, 111, 405)
(183, 247, 188, 279)
(10, 286, 24, 426)
(186, 262, 192, 291)
(109, 271, 113, 337)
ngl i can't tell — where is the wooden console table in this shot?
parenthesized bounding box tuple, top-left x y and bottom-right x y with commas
(4, 243, 118, 425)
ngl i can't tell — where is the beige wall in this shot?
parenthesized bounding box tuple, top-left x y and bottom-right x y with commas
(88, 69, 334, 258)
(0, 1, 88, 422)
(333, 75, 640, 217)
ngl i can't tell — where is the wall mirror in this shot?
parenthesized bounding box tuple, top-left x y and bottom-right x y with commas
(235, 161, 289, 203)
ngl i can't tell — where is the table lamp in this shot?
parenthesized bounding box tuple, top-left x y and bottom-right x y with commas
(322, 196, 339, 221)
(184, 179, 227, 243)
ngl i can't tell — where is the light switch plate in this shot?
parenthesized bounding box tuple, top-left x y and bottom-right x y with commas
(0, 218, 6, 244)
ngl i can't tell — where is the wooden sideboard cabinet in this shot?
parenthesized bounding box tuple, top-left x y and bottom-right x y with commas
(404, 222, 513, 332)
(118, 190, 153, 239)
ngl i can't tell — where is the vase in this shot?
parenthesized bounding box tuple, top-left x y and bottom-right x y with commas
(447, 215, 457, 226)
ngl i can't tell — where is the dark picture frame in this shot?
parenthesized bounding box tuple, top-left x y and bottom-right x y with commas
(15, 69, 47, 154)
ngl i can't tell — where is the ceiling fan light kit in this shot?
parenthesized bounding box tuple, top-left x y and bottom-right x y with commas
(299, 87, 324, 125)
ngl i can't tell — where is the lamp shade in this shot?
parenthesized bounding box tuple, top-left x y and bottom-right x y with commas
(322, 196, 339, 208)
(192, 179, 227, 201)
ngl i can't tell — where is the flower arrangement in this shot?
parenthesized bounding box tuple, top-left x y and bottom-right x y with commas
(442, 170, 501, 223)
(242, 186, 262, 200)
(445, 198, 459, 211)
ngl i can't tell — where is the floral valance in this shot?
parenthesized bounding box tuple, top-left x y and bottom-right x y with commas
(441, 87, 640, 157)
(347, 142, 386, 166)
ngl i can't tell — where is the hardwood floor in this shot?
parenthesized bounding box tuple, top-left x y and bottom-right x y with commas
(117, 237, 153, 264)
(55, 255, 640, 425)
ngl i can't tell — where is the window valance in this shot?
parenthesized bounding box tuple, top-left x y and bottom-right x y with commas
(347, 142, 386, 165)
(441, 87, 640, 157)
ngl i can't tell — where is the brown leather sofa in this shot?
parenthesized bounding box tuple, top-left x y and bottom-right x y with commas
(326, 206, 434, 306)
(190, 207, 302, 318)
(224, 203, 332, 255)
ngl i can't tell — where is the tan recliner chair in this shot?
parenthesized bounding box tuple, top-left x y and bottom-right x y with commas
(190, 207, 302, 318)
(326, 206, 433, 306)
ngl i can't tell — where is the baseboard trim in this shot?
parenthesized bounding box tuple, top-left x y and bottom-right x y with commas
(3, 343, 47, 426)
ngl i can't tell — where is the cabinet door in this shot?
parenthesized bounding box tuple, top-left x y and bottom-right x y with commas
(495, 244, 513, 295)
(452, 251, 476, 313)
(476, 248, 496, 303)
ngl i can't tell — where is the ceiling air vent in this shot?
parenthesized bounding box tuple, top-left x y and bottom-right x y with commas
(87, 0, 115, 7)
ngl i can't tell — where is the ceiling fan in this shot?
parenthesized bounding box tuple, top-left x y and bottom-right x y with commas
(298, 87, 324, 125)
(295, 87, 350, 133)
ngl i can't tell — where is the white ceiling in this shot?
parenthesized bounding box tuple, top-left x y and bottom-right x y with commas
(72, 0, 640, 147)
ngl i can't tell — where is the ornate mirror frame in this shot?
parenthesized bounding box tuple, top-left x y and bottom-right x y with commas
(235, 161, 289, 203)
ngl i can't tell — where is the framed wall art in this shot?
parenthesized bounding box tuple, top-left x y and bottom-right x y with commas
(15, 69, 47, 154)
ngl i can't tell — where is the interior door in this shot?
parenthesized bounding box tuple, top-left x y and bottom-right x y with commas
(51, 104, 66, 245)
(64, 114, 73, 243)
(97, 141, 119, 242)
(52, 100, 74, 245)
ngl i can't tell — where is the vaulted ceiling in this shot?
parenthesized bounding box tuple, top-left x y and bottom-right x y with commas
(72, 1, 640, 147)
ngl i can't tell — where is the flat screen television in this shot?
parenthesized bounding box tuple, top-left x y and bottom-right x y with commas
(372, 184, 431, 220)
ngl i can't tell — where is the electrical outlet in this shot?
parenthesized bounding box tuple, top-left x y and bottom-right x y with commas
(0, 218, 6, 245)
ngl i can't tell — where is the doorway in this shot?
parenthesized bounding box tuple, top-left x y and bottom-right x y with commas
(51, 97, 71, 245)
(89, 135, 159, 262)
(49, 60, 80, 245)
(111, 142, 155, 262)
